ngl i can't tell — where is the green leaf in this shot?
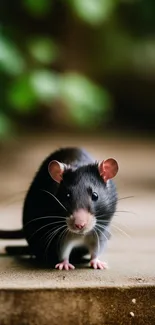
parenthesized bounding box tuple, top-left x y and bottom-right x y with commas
(23, 0, 51, 16)
(0, 114, 12, 137)
(0, 37, 25, 76)
(30, 70, 59, 102)
(28, 37, 59, 64)
(8, 76, 37, 113)
(60, 72, 111, 127)
(69, 0, 117, 25)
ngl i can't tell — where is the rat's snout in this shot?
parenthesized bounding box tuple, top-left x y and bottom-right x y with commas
(73, 209, 88, 230)
(67, 208, 96, 234)
(75, 222, 86, 230)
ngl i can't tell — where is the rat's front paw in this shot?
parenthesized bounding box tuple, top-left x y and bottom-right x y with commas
(90, 258, 108, 270)
(55, 260, 75, 270)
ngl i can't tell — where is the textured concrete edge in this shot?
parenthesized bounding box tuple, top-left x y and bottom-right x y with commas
(0, 286, 155, 325)
(0, 283, 155, 290)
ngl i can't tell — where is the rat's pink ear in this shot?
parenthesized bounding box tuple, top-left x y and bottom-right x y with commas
(98, 158, 118, 182)
(48, 160, 65, 183)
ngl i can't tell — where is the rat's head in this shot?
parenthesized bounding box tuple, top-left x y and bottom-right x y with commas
(48, 158, 119, 235)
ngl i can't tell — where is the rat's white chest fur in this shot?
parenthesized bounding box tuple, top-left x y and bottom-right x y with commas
(60, 236, 85, 261)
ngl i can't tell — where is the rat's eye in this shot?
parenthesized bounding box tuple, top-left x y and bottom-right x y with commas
(91, 192, 98, 201)
(66, 193, 71, 199)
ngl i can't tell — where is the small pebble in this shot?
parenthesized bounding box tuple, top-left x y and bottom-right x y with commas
(63, 276, 66, 280)
(130, 312, 135, 317)
(136, 277, 145, 282)
(132, 298, 136, 304)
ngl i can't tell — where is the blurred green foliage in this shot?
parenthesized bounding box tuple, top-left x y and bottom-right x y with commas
(60, 73, 111, 126)
(0, 37, 25, 76)
(69, 0, 117, 25)
(28, 38, 59, 64)
(8, 75, 37, 112)
(23, 0, 51, 16)
(1, 0, 155, 136)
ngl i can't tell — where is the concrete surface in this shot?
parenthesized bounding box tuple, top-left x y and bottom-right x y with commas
(0, 133, 155, 324)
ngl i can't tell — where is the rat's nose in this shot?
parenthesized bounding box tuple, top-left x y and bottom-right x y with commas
(75, 223, 86, 230)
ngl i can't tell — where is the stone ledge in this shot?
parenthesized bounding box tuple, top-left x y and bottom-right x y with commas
(0, 254, 155, 325)
(0, 286, 155, 325)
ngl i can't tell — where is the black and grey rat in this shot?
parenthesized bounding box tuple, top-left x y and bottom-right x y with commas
(0, 147, 118, 270)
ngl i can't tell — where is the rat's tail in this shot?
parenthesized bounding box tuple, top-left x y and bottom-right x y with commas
(0, 229, 24, 239)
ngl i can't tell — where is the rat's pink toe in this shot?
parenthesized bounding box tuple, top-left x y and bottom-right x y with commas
(55, 260, 75, 270)
(90, 259, 108, 270)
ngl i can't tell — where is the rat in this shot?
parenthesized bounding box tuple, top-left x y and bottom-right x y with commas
(0, 147, 118, 270)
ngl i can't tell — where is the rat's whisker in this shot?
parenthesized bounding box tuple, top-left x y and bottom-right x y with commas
(45, 225, 66, 261)
(44, 225, 64, 248)
(116, 210, 137, 216)
(96, 214, 111, 222)
(28, 221, 65, 242)
(95, 225, 109, 241)
(41, 225, 61, 246)
(57, 227, 68, 250)
(93, 228, 100, 255)
(24, 216, 67, 228)
(111, 224, 131, 238)
(96, 213, 108, 219)
(40, 225, 59, 243)
(118, 196, 134, 201)
(41, 189, 68, 212)
(96, 223, 111, 237)
(112, 218, 132, 231)
(96, 218, 131, 238)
